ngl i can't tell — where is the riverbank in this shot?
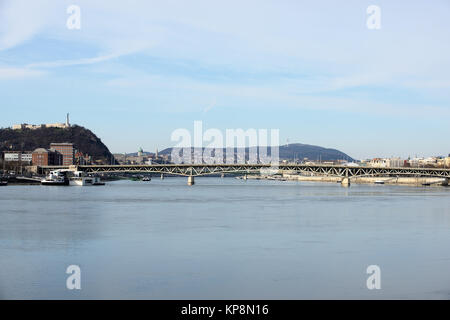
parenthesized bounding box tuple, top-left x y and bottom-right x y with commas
(244, 173, 449, 186)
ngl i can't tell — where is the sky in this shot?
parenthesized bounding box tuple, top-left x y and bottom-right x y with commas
(0, 0, 449, 159)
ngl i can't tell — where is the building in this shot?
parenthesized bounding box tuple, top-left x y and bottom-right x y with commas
(369, 158, 387, 167)
(12, 124, 44, 130)
(368, 157, 405, 168)
(386, 157, 404, 168)
(443, 156, 450, 168)
(75, 151, 92, 165)
(12, 114, 71, 130)
(32, 148, 63, 166)
(2, 151, 33, 164)
(50, 143, 74, 165)
(407, 157, 439, 168)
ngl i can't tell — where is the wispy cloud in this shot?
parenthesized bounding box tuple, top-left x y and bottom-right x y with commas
(0, 0, 57, 51)
(0, 67, 44, 79)
(26, 52, 123, 69)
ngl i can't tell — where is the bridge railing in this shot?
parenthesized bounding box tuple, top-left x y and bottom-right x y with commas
(37, 164, 450, 178)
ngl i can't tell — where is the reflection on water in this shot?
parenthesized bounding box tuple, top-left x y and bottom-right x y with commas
(1, 178, 450, 299)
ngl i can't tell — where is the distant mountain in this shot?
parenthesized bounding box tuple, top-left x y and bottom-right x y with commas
(278, 143, 353, 161)
(0, 125, 113, 164)
(158, 143, 354, 162)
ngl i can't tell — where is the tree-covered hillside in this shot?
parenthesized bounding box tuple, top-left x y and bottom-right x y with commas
(0, 125, 113, 164)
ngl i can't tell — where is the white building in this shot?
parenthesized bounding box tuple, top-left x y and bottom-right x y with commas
(386, 158, 404, 167)
(3, 151, 33, 163)
(408, 157, 440, 167)
(369, 158, 387, 167)
(369, 157, 405, 168)
(12, 114, 71, 130)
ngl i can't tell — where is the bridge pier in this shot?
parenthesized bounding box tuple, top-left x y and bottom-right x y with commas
(161, 174, 164, 180)
(187, 176, 195, 186)
(341, 177, 351, 187)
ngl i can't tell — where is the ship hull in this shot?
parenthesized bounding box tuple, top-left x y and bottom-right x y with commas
(41, 180, 69, 186)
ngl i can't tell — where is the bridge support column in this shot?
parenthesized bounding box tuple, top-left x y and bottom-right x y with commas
(221, 173, 224, 178)
(187, 176, 195, 186)
(341, 177, 350, 187)
(161, 174, 164, 180)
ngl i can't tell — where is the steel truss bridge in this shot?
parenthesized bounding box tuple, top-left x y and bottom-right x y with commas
(39, 164, 450, 179)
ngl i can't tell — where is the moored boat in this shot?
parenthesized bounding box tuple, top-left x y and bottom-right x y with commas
(70, 171, 105, 186)
(41, 170, 69, 186)
(92, 177, 105, 186)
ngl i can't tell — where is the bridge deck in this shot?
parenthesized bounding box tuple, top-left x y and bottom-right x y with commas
(38, 164, 450, 178)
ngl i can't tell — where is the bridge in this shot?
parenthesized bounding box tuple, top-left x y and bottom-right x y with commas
(38, 164, 450, 186)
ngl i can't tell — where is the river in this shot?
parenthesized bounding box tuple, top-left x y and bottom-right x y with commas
(1, 177, 450, 299)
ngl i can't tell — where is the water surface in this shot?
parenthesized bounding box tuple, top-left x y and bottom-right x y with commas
(1, 177, 450, 299)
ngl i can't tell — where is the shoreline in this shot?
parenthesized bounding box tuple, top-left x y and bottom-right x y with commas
(245, 173, 450, 187)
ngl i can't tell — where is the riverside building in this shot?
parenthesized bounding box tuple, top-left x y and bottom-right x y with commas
(50, 143, 75, 165)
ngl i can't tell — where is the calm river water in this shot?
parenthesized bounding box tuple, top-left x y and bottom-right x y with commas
(1, 177, 450, 299)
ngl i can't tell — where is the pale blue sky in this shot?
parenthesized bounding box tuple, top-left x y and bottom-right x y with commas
(1, 0, 449, 159)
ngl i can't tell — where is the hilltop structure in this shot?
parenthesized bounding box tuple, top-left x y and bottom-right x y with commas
(12, 114, 71, 130)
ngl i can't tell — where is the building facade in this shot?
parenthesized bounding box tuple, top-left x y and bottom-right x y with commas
(367, 157, 405, 168)
(50, 143, 74, 166)
(386, 158, 404, 168)
(3, 151, 33, 164)
(32, 148, 63, 166)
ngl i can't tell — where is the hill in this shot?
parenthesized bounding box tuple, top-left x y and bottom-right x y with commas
(0, 125, 113, 164)
(278, 143, 353, 161)
(158, 143, 354, 162)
